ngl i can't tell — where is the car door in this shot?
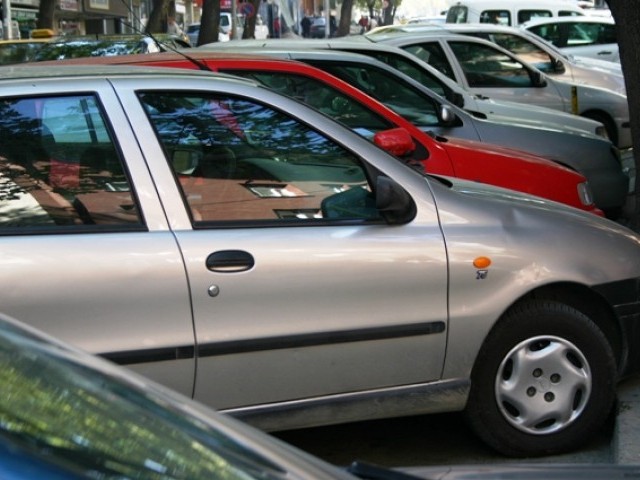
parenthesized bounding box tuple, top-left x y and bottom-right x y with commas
(0, 80, 196, 396)
(116, 81, 449, 412)
(401, 38, 568, 112)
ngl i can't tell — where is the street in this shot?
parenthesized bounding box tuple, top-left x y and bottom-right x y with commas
(274, 410, 614, 468)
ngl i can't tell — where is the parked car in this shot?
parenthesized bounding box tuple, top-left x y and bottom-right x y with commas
(365, 31, 631, 148)
(204, 37, 612, 141)
(40, 50, 603, 215)
(365, 22, 625, 93)
(196, 45, 628, 216)
(1, 64, 639, 457)
(522, 15, 619, 63)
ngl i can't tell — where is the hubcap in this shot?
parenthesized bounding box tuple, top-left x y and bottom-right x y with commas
(495, 335, 591, 435)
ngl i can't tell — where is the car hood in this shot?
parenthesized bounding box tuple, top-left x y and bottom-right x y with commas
(567, 56, 626, 94)
(438, 135, 576, 172)
(571, 54, 623, 74)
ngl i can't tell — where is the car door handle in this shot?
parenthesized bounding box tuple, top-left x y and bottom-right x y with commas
(597, 51, 613, 56)
(206, 250, 255, 273)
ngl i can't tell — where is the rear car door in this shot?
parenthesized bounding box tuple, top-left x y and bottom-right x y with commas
(114, 79, 449, 412)
(0, 78, 196, 396)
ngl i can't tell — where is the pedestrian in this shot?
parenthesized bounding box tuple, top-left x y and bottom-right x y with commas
(301, 13, 311, 37)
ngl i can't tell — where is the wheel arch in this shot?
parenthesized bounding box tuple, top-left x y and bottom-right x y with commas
(505, 282, 624, 373)
(580, 109, 618, 146)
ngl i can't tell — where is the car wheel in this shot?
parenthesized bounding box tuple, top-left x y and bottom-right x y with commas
(465, 299, 616, 457)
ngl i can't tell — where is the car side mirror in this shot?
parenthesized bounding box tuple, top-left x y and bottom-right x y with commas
(438, 104, 458, 126)
(375, 175, 416, 224)
(531, 70, 548, 88)
(373, 128, 416, 157)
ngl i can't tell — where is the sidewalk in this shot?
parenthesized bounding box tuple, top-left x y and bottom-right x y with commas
(614, 374, 640, 463)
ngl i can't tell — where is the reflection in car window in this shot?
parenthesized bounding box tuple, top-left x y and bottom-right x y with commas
(0, 321, 288, 479)
(530, 22, 617, 49)
(351, 50, 450, 98)
(465, 32, 555, 72)
(222, 70, 393, 137)
(449, 41, 533, 88)
(139, 92, 381, 225)
(221, 71, 428, 170)
(401, 42, 457, 80)
(306, 60, 441, 129)
(0, 95, 142, 231)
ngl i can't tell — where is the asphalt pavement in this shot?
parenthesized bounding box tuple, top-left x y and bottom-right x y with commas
(613, 374, 640, 463)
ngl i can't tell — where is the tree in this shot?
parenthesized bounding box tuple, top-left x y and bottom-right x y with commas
(241, 0, 263, 39)
(337, 0, 355, 37)
(36, 0, 55, 30)
(197, 0, 221, 45)
(145, 0, 170, 33)
(607, 0, 639, 230)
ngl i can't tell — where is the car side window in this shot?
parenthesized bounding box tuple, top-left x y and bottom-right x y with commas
(401, 42, 456, 80)
(480, 10, 510, 25)
(0, 95, 142, 231)
(307, 61, 442, 129)
(357, 50, 450, 98)
(490, 33, 555, 72)
(139, 92, 382, 225)
(221, 70, 394, 137)
(566, 22, 617, 47)
(517, 10, 552, 24)
(449, 41, 534, 88)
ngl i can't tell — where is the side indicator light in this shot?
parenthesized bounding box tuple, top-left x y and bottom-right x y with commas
(473, 257, 492, 269)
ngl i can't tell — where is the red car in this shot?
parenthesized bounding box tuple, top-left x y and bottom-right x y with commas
(38, 51, 602, 215)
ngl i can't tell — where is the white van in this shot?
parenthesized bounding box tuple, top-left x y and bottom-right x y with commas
(446, 0, 585, 26)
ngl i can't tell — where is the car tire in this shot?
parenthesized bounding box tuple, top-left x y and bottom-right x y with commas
(465, 299, 616, 457)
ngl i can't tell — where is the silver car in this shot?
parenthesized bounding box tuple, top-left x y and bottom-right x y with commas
(363, 22, 625, 93)
(0, 65, 639, 458)
(366, 32, 631, 149)
(522, 15, 619, 63)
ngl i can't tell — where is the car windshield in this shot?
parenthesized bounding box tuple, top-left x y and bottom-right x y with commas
(0, 319, 288, 479)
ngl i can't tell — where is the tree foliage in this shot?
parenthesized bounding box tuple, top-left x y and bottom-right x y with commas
(607, 0, 639, 230)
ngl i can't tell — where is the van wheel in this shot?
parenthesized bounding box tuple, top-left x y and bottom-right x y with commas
(465, 300, 616, 457)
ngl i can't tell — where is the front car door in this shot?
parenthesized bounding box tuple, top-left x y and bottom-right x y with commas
(401, 38, 568, 112)
(113, 77, 449, 420)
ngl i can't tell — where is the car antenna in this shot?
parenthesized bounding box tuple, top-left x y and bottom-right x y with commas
(117, 0, 213, 72)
